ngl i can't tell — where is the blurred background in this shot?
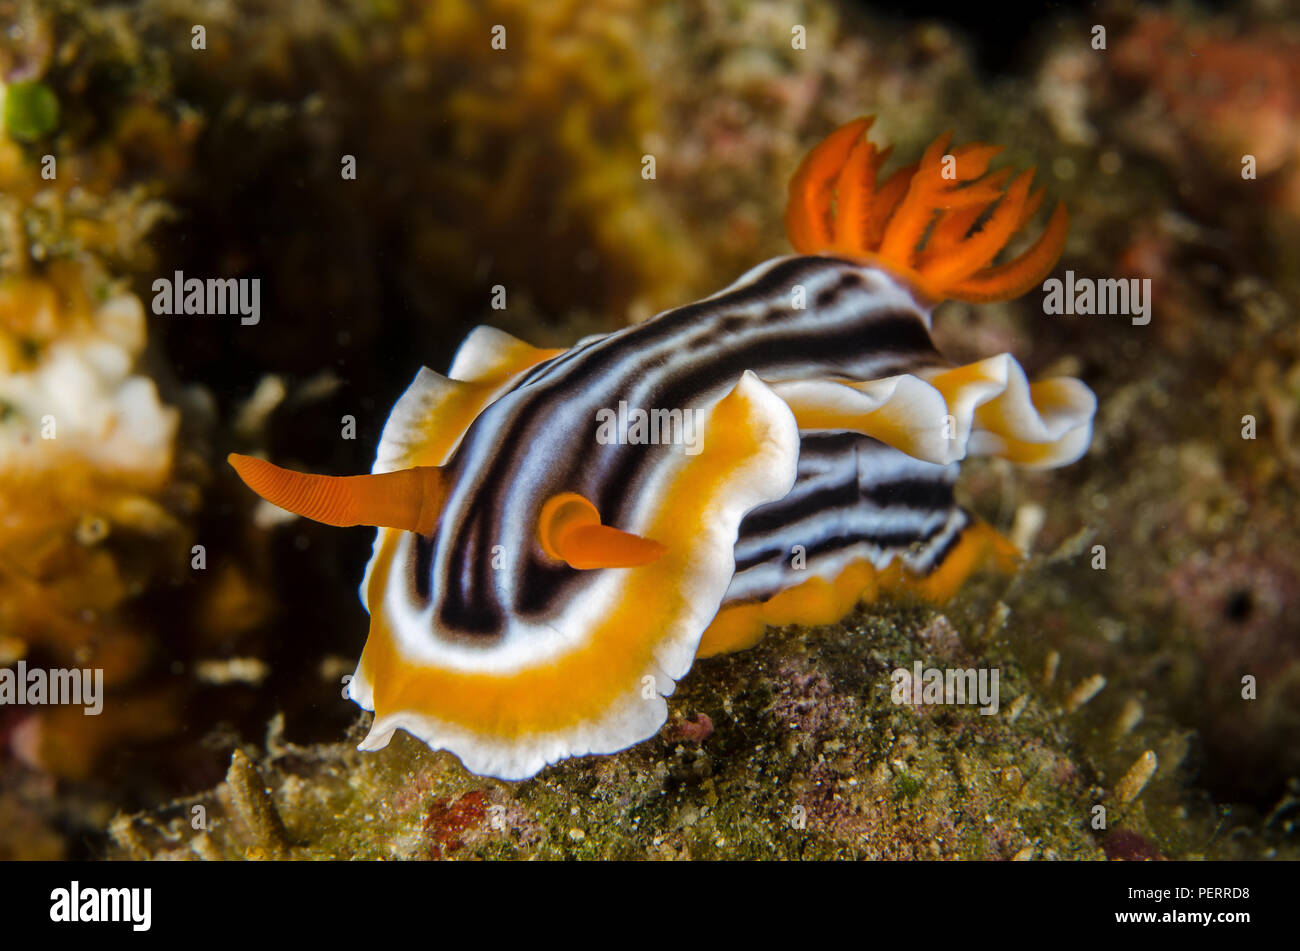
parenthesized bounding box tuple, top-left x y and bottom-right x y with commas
(1, 0, 1298, 859)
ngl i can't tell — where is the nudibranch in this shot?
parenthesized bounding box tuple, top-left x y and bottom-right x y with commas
(230, 117, 1095, 780)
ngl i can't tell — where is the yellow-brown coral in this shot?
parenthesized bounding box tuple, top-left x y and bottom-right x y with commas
(0, 258, 187, 778)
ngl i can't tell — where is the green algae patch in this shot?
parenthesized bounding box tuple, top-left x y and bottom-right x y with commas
(894, 773, 924, 802)
(3, 81, 60, 141)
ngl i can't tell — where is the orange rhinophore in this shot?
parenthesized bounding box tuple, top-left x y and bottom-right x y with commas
(537, 492, 667, 570)
(784, 116, 1069, 303)
(228, 453, 446, 536)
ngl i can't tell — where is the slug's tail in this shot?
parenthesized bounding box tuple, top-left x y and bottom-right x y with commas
(784, 117, 1069, 304)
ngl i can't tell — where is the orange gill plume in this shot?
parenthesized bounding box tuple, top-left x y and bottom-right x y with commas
(227, 453, 446, 536)
(784, 116, 1069, 303)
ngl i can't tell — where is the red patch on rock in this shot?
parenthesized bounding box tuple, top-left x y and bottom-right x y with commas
(1103, 828, 1164, 861)
(423, 790, 487, 859)
(667, 712, 714, 744)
